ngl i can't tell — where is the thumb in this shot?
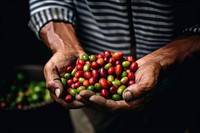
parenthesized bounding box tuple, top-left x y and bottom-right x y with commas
(44, 65, 64, 98)
(122, 83, 150, 102)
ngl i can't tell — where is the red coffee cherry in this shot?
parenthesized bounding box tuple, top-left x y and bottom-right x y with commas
(112, 52, 123, 59)
(99, 78, 108, 89)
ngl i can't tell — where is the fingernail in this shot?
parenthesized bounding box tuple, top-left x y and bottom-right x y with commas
(123, 91, 133, 101)
(55, 89, 60, 97)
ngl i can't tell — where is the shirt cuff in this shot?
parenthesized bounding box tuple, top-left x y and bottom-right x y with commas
(182, 24, 200, 34)
(28, 7, 76, 40)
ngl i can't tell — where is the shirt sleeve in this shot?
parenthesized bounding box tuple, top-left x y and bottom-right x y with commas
(182, 24, 200, 34)
(28, 0, 76, 39)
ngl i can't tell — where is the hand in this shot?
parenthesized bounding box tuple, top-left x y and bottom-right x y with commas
(76, 61, 162, 112)
(39, 22, 86, 109)
(77, 34, 200, 111)
(44, 51, 86, 109)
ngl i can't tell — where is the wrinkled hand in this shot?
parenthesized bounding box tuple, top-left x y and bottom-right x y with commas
(44, 51, 85, 109)
(76, 61, 162, 112)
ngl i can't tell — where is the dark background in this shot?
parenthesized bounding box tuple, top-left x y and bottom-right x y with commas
(0, 0, 199, 133)
(1, 1, 73, 133)
(1, 0, 51, 70)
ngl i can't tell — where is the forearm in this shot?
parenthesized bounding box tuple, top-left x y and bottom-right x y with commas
(39, 21, 84, 56)
(137, 34, 200, 71)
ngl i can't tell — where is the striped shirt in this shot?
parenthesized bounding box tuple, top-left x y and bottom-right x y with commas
(28, 0, 200, 59)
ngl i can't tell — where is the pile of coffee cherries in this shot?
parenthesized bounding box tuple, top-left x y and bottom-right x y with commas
(0, 72, 52, 110)
(61, 51, 138, 102)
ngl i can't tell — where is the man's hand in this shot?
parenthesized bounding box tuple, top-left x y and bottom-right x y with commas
(44, 51, 86, 109)
(76, 34, 200, 112)
(76, 61, 161, 112)
(40, 21, 85, 109)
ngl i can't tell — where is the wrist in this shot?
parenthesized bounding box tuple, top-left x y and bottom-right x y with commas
(39, 21, 84, 56)
(137, 34, 200, 71)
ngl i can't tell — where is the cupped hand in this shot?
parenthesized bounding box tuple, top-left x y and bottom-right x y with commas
(77, 61, 162, 112)
(44, 50, 85, 109)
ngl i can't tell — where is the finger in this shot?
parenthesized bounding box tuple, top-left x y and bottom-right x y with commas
(47, 77, 64, 98)
(89, 95, 148, 112)
(78, 90, 95, 99)
(89, 95, 126, 111)
(50, 92, 85, 109)
(44, 62, 64, 98)
(63, 99, 85, 109)
(76, 90, 101, 108)
(122, 82, 153, 102)
(89, 95, 114, 111)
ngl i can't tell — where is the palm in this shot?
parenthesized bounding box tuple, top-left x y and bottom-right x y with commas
(77, 62, 162, 111)
(44, 51, 86, 108)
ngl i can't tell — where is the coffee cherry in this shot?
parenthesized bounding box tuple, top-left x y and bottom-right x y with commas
(115, 60, 121, 65)
(67, 79, 73, 86)
(73, 77, 79, 83)
(92, 70, 99, 79)
(67, 87, 72, 94)
(75, 71, 84, 78)
(122, 61, 130, 68)
(128, 80, 135, 86)
(94, 83, 102, 91)
(117, 85, 126, 95)
(108, 66, 115, 75)
(107, 75, 114, 82)
(112, 80, 121, 87)
(61, 77, 66, 87)
(128, 72, 135, 80)
(112, 94, 121, 101)
(77, 86, 86, 93)
(91, 62, 99, 69)
(83, 64, 91, 72)
(64, 73, 71, 80)
(126, 55, 134, 62)
(120, 77, 129, 84)
(76, 64, 83, 70)
(104, 63, 112, 70)
(108, 57, 115, 65)
(79, 77, 85, 83)
(97, 58, 104, 66)
(104, 50, 112, 58)
(61, 51, 137, 102)
(77, 59, 85, 65)
(96, 54, 103, 59)
(104, 57, 109, 63)
(70, 89, 77, 97)
(115, 64, 123, 76)
(101, 89, 109, 98)
(64, 94, 73, 103)
(87, 85, 95, 91)
(130, 62, 138, 72)
(66, 66, 73, 73)
(71, 68, 77, 76)
(109, 86, 118, 94)
(99, 78, 108, 89)
(99, 67, 107, 78)
(112, 52, 123, 59)
(81, 54, 90, 61)
(89, 77, 97, 85)
(74, 81, 81, 89)
(83, 80, 90, 88)
(84, 71, 92, 79)
(89, 55, 97, 62)
(121, 71, 127, 78)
